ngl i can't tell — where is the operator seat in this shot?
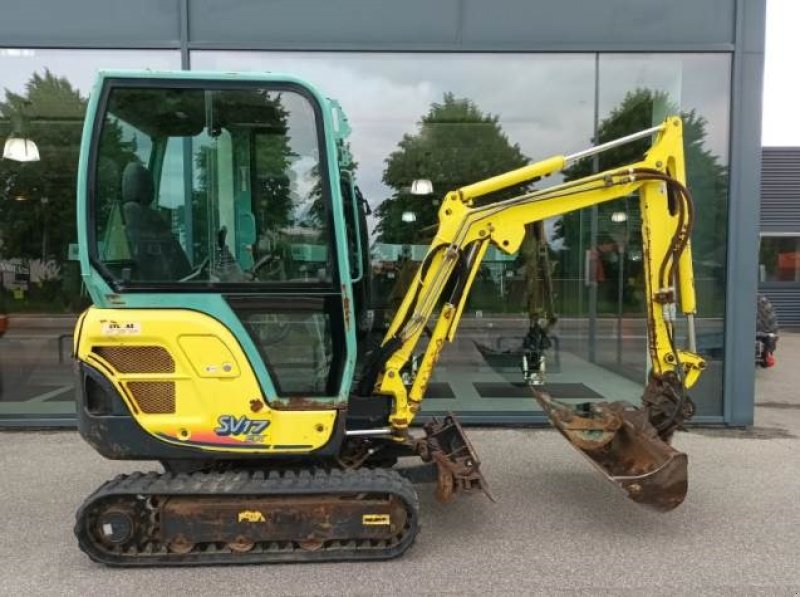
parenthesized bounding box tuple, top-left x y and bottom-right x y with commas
(121, 162, 192, 281)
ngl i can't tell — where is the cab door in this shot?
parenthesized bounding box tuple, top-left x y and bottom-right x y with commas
(83, 74, 354, 409)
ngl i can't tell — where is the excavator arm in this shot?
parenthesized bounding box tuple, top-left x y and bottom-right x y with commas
(363, 117, 706, 510)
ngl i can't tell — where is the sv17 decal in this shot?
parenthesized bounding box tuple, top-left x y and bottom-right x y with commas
(214, 415, 271, 439)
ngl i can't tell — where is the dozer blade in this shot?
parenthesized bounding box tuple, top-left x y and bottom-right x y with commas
(533, 390, 687, 512)
(417, 414, 495, 503)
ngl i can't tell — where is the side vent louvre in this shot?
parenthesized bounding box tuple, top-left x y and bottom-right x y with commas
(93, 346, 175, 373)
(127, 381, 176, 414)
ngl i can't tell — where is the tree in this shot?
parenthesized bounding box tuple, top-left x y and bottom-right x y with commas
(0, 70, 86, 262)
(555, 88, 728, 314)
(251, 92, 293, 231)
(375, 93, 529, 244)
(0, 70, 139, 311)
(179, 89, 296, 275)
(307, 138, 358, 234)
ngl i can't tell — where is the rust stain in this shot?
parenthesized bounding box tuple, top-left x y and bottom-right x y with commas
(160, 495, 402, 547)
(269, 396, 340, 411)
(249, 399, 264, 413)
(533, 388, 689, 512)
(416, 414, 494, 503)
(341, 284, 351, 332)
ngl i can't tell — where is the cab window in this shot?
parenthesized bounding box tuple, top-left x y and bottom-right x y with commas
(92, 84, 332, 286)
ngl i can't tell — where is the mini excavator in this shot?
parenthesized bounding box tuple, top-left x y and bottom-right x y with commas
(72, 71, 705, 565)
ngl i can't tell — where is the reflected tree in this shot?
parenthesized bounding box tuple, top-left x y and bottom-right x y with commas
(0, 70, 137, 311)
(251, 93, 293, 231)
(0, 71, 85, 263)
(0, 71, 93, 312)
(375, 93, 529, 244)
(373, 93, 565, 325)
(555, 88, 728, 314)
(187, 90, 294, 275)
(308, 138, 358, 233)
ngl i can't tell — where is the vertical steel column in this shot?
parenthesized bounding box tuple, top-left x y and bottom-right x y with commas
(723, 0, 766, 426)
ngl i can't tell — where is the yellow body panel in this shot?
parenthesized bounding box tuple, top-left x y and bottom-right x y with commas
(76, 307, 337, 454)
(177, 335, 240, 379)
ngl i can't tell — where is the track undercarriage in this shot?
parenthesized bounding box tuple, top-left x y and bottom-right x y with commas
(74, 415, 493, 567)
(76, 468, 419, 566)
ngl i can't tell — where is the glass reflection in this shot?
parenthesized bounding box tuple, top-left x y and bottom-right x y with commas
(192, 51, 731, 418)
(93, 85, 330, 285)
(0, 50, 733, 423)
(0, 50, 180, 420)
(595, 54, 731, 415)
(195, 51, 631, 414)
(760, 236, 800, 283)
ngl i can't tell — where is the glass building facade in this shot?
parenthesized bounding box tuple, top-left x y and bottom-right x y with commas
(0, 0, 765, 425)
(0, 50, 181, 422)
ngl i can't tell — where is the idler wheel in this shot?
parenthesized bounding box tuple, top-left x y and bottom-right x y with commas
(95, 505, 137, 547)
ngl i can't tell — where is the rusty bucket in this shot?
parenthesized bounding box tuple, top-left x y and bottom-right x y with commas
(533, 390, 688, 512)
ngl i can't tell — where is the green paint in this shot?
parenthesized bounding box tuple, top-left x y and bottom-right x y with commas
(76, 70, 358, 406)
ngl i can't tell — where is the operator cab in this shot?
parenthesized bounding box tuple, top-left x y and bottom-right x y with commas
(82, 73, 368, 402)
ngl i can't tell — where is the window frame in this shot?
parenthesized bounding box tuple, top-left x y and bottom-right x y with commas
(225, 294, 346, 398)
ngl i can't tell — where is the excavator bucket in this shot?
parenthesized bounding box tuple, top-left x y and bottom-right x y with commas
(533, 390, 687, 512)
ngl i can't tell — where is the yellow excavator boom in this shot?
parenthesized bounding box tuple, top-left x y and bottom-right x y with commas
(377, 116, 704, 426)
(368, 116, 706, 511)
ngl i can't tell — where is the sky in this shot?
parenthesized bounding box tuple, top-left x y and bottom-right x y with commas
(762, 0, 800, 146)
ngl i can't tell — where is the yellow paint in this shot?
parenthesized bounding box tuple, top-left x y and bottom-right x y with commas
(362, 514, 391, 526)
(380, 116, 706, 427)
(458, 154, 567, 201)
(409, 303, 454, 403)
(75, 308, 337, 454)
(238, 510, 266, 523)
(177, 335, 240, 378)
(448, 240, 490, 342)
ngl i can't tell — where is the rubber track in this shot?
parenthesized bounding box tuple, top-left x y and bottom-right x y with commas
(75, 467, 419, 567)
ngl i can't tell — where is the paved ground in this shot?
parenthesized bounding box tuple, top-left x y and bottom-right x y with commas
(1, 337, 799, 596)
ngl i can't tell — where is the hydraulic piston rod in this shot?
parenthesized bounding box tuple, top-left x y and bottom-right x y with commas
(565, 123, 665, 163)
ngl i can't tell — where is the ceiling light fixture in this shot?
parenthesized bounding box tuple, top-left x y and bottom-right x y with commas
(410, 179, 433, 195)
(610, 211, 628, 223)
(3, 136, 40, 162)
